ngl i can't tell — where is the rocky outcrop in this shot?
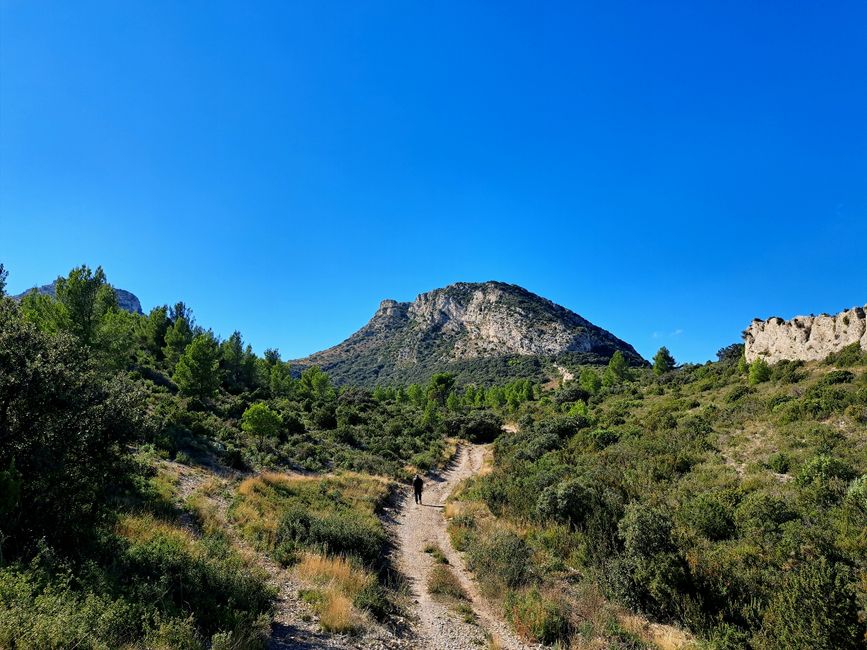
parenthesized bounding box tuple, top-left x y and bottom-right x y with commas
(13, 282, 143, 314)
(743, 305, 867, 364)
(295, 281, 642, 385)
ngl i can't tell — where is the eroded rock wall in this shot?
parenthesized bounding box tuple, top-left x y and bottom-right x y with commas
(744, 305, 867, 363)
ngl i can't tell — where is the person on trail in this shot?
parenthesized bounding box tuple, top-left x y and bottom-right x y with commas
(412, 474, 424, 505)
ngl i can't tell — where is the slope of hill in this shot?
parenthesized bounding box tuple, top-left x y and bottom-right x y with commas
(295, 281, 643, 385)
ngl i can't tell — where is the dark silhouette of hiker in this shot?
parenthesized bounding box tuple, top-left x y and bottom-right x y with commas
(413, 474, 424, 504)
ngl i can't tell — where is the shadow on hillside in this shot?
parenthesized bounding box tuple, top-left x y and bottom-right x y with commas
(269, 622, 344, 649)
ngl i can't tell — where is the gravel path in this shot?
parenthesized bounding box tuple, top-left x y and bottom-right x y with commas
(394, 444, 533, 650)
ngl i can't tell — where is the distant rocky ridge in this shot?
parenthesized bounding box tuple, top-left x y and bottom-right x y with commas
(744, 305, 867, 364)
(294, 281, 643, 385)
(13, 282, 143, 315)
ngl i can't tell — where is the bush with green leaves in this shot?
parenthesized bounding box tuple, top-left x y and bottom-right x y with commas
(505, 587, 571, 644)
(823, 342, 867, 367)
(748, 358, 771, 385)
(680, 493, 734, 541)
(0, 299, 144, 558)
(466, 529, 532, 593)
(275, 507, 387, 567)
(754, 557, 861, 649)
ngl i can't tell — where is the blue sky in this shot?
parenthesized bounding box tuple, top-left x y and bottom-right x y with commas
(2, 1, 865, 364)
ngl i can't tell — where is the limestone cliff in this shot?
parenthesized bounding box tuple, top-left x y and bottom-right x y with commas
(743, 305, 867, 364)
(295, 281, 642, 385)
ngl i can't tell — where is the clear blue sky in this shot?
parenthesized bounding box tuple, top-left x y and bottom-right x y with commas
(2, 1, 865, 364)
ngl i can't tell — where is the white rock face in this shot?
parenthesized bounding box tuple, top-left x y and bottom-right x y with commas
(295, 281, 643, 384)
(407, 285, 593, 359)
(744, 305, 867, 364)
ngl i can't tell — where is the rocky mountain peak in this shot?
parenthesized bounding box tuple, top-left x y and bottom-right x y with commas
(295, 281, 642, 385)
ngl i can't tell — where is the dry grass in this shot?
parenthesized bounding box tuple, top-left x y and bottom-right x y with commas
(117, 513, 196, 549)
(618, 613, 696, 650)
(151, 465, 180, 503)
(319, 588, 363, 633)
(186, 489, 224, 536)
(296, 553, 372, 635)
(296, 553, 371, 598)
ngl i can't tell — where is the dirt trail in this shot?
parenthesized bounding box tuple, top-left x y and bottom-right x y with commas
(394, 444, 533, 650)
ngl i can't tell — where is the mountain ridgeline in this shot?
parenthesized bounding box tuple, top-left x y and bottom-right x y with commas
(294, 281, 644, 385)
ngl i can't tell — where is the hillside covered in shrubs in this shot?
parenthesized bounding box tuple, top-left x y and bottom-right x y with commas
(449, 342, 867, 648)
(0, 263, 864, 649)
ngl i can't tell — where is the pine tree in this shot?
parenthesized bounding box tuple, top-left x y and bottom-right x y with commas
(54, 265, 117, 346)
(164, 316, 193, 367)
(603, 350, 630, 386)
(653, 347, 676, 376)
(173, 333, 220, 398)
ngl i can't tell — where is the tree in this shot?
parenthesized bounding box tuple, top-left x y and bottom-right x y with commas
(716, 343, 744, 364)
(54, 265, 117, 346)
(298, 366, 334, 401)
(421, 400, 440, 428)
(140, 305, 170, 361)
(269, 360, 293, 397)
(749, 358, 771, 385)
(0, 299, 142, 557)
(163, 315, 193, 367)
(603, 351, 630, 386)
(579, 368, 602, 394)
(20, 289, 68, 334)
(406, 384, 425, 406)
(0, 263, 6, 296)
(173, 333, 220, 399)
(241, 402, 283, 446)
(652, 347, 676, 376)
(220, 331, 247, 392)
(427, 373, 455, 405)
(96, 307, 138, 370)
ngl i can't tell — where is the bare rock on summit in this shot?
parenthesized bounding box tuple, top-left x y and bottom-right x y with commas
(295, 281, 642, 385)
(14, 282, 143, 314)
(744, 305, 867, 364)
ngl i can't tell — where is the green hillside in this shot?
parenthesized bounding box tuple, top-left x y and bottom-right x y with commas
(0, 263, 864, 649)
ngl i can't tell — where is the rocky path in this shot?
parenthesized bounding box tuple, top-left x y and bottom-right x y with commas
(394, 444, 532, 650)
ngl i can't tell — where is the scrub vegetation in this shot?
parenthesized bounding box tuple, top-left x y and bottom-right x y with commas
(1, 263, 864, 648)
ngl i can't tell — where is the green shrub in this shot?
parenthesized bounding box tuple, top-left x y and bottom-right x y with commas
(353, 581, 394, 621)
(0, 566, 138, 650)
(726, 384, 753, 403)
(680, 494, 734, 541)
(770, 359, 805, 383)
(845, 475, 867, 511)
(505, 587, 571, 644)
(536, 479, 594, 529)
(749, 359, 771, 385)
(821, 369, 854, 385)
(276, 508, 386, 566)
(606, 504, 688, 621)
(753, 557, 862, 649)
(733, 492, 796, 537)
(766, 452, 790, 474)
(466, 529, 531, 592)
(823, 342, 866, 367)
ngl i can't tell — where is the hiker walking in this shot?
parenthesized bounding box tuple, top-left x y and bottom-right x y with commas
(412, 474, 424, 505)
